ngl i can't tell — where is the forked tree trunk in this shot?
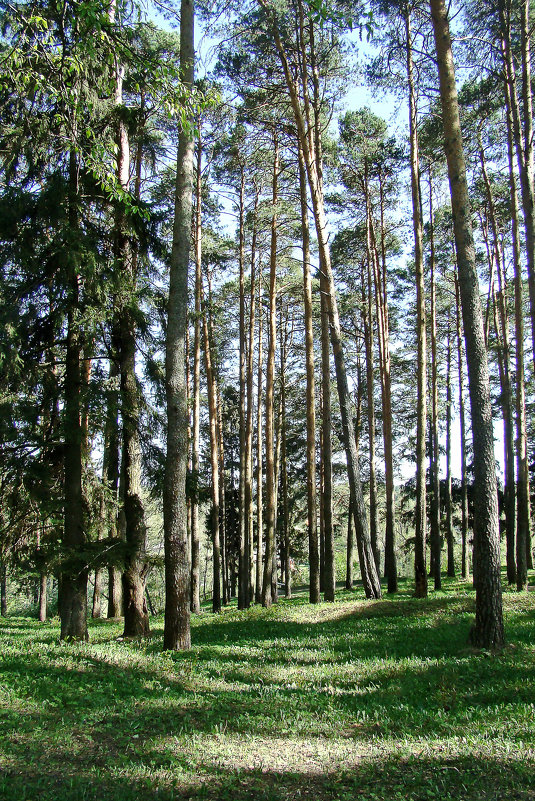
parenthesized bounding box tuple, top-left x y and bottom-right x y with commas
(262, 2, 381, 597)
(364, 190, 380, 576)
(163, 0, 194, 651)
(430, 0, 504, 649)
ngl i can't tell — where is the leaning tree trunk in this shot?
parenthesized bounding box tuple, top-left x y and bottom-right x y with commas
(163, 0, 194, 651)
(262, 2, 381, 597)
(364, 190, 380, 577)
(430, 0, 504, 649)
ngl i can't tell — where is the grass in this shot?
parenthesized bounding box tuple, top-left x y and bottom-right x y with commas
(1, 575, 534, 800)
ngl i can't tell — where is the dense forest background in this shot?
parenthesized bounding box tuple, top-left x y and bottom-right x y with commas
(1, 0, 533, 651)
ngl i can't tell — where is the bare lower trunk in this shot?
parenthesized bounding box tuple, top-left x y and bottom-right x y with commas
(255, 265, 264, 604)
(445, 325, 455, 578)
(298, 143, 320, 604)
(430, 0, 503, 648)
(321, 277, 335, 602)
(60, 152, 88, 642)
(163, 0, 194, 651)
(0, 563, 6, 616)
(406, 7, 427, 599)
(191, 136, 202, 615)
(262, 140, 279, 608)
(455, 276, 469, 580)
(264, 6, 380, 597)
(429, 175, 441, 585)
(38, 573, 47, 622)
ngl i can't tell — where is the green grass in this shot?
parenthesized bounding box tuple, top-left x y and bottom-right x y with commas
(1, 576, 534, 800)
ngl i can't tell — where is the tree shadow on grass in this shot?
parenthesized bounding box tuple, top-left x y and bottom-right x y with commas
(1, 744, 533, 801)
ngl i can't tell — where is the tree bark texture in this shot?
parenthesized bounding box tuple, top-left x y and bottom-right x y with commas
(163, 0, 194, 651)
(430, 0, 504, 648)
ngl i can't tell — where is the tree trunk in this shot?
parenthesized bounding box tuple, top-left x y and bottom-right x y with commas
(445, 323, 455, 578)
(505, 79, 531, 590)
(163, 0, 194, 651)
(245, 191, 258, 607)
(455, 274, 469, 580)
(190, 135, 202, 615)
(406, 6, 428, 599)
(60, 151, 88, 642)
(428, 171, 441, 587)
(262, 138, 279, 607)
(375, 173, 397, 591)
(262, 5, 381, 598)
(321, 274, 335, 602)
(202, 274, 222, 613)
(0, 563, 6, 616)
(430, 0, 504, 649)
(298, 142, 320, 604)
(255, 263, 264, 604)
(364, 200, 381, 577)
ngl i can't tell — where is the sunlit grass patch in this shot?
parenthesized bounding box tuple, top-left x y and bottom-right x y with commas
(1, 573, 534, 800)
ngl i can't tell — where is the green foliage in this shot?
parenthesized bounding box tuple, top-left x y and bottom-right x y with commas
(1, 578, 534, 799)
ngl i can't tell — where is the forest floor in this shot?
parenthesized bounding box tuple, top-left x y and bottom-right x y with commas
(1, 575, 534, 801)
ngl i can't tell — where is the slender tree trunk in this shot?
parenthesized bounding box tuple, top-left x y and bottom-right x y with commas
(346, 501, 354, 589)
(505, 81, 531, 590)
(245, 192, 258, 607)
(216, 383, 228, 605)
(0, 563, 6, 616)
(255, 264, 264, 604)
(428, 172, 441, 587)
(190, 135, 202, 615)
(262, 5, 381, 597)
(455, 275, 469, 580)
(201, 275, 222, 613)
(262, 139, 279, 607)
(38, 571, 47, 623)
(163, 0, 194, 651)
(445, 323, 455, 578)
(406, 6, 428, 599)
(60, 151, 88, 641)
(298, 143, 320, 604)
(430, 0, 503, 649)
(321, 275, 335, 602)
(363, 238, 379, 577)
